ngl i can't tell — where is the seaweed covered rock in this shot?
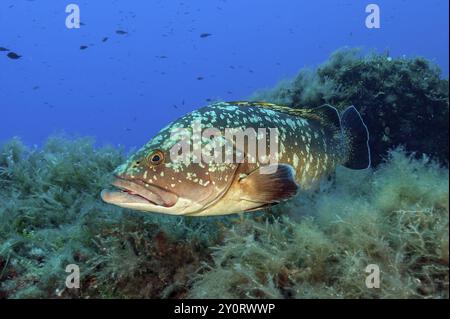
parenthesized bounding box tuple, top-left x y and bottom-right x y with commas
(251, 48, 449, 166)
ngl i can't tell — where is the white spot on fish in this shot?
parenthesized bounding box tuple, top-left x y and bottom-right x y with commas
(293, 153, 299, 168)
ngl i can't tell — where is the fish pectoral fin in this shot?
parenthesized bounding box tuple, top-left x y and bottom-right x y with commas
(239, 164, 299, 204)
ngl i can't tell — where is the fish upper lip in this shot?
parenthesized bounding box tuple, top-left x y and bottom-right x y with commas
(111, 175, 178, 207)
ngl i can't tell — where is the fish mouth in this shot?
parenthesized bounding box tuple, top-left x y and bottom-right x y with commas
(101, 176, 178, 208)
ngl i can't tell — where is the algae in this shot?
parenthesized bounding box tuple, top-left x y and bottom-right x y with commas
(0, 137, 447, 299)
(0, 136, 226, 298)
(189, 149, 449, 299)
(251, 48, 449, 166)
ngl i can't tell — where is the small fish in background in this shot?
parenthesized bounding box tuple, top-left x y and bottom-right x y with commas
(7, 52, 21, 59)
(102, 101, 370, 216)
(0, 47, 10, 52)
(80, 45, 88, 50)
(44, 101, 55, 109)
(116, 30, 128, 35)
(197, 76, 204, 80)
(102, 37, 109, 42)
(200, 33, 212, 38)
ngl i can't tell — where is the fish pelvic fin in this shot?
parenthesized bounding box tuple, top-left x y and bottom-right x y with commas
(341, 106, 371, 169)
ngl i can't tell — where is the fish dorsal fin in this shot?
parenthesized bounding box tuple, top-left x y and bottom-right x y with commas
(227, 101, 341, 129)
(296, 104, 341, 130)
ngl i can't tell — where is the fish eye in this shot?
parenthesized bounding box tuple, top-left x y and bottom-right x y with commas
(147, 150, 164, 166)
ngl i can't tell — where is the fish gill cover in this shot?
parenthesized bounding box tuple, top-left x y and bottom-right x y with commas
(0, 50, 448, 299)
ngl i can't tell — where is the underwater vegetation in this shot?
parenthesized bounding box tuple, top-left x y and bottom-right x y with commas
(251, 48, 449, 167)
(0, 49, 448, 299)
(0, 137, 226, 298)
(0, 138, 447, 299)
(189, 150, 449, 298)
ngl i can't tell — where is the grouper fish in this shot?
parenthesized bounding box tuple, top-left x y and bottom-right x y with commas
(101, 101, 370, 216)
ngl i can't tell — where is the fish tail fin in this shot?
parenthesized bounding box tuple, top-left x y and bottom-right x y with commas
(341, 106, 371, 169)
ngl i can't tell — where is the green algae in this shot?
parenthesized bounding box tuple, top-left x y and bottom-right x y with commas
(189, 149, 449, 299)
(0, 136, 227, 298)
(0, 138, 447, 299)
(251, 48, 449, 167)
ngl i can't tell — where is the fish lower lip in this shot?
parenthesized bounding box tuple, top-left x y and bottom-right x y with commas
(121, 189, 157, 204)
(109, 177, 178, 207)
(101, 188, 157, 206)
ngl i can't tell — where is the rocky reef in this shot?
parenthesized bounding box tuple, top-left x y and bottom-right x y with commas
(252, 48, 449, 167)
(0, 50, 448, 299)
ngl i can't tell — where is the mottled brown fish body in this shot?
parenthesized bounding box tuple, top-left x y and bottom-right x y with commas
(174, 102, 346, 189)
(102, 101, 369, 216)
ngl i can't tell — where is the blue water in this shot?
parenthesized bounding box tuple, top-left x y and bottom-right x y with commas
(1, 0, 448, 149)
